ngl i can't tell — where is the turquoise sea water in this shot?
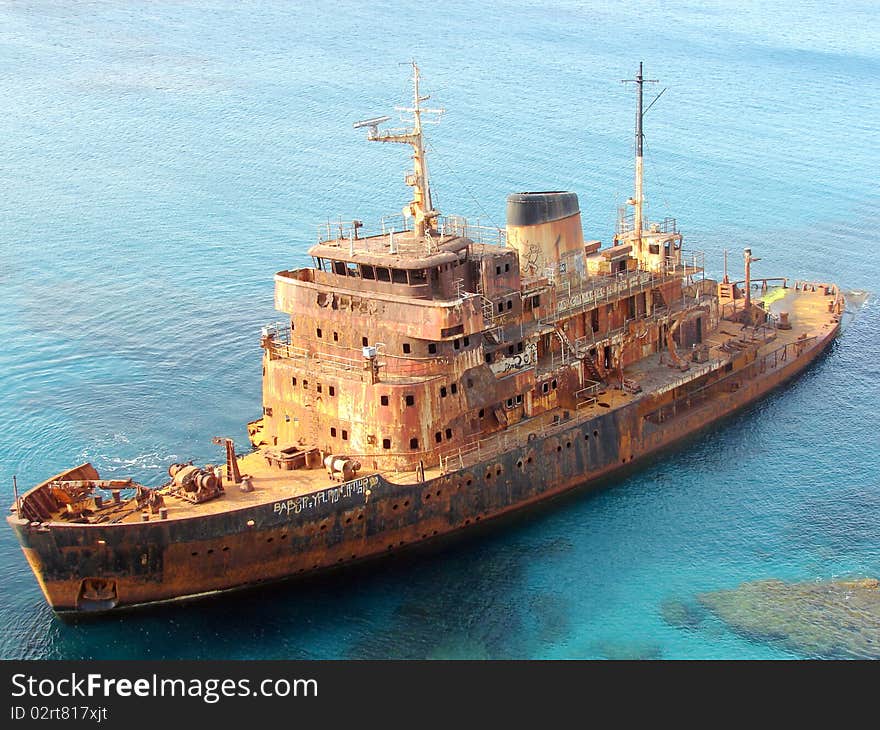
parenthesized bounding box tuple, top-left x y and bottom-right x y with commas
(1, 1, 878, 659)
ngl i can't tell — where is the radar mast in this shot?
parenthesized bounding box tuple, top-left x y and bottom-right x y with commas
(353, 61, 444, 238)
(622, 62, 659, 259)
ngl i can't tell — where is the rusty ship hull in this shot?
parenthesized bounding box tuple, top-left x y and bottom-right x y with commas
(8, 285, 842, 614)
(7, 63, 848, 614)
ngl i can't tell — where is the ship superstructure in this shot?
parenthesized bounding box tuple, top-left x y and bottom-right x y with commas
(8, 64, 845, 613)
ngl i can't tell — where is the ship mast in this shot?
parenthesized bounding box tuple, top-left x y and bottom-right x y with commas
(622, 62, 658, 258)
(353, 61, 444, 239)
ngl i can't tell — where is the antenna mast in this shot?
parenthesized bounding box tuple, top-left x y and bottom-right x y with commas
(353, 61, 444, 238)
(622, 62, 658, 257)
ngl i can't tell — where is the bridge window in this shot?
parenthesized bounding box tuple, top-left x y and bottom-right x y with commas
(409, 269, 427, 285)
(507, 300, 513, 310)
(362, 336, 369, 347)
(403, 343, 411, 354)
(316, 328, 322, 338)
(330, 427, 337, 438)
(303, 380, 309, 389)
(342, 430, 348, 441)
(405, 395, 415, 406)
(377, 268, 391, 282)
(392, 269, 408, 284)
(479, 408, 485, 418)
(505, 263, 510, 272)
(291, 377, 297, 386)
(445, 428, 453, 440)
(428, 343, 438, 354)
(440, 386, 447, 398)
(409, 437, 419, 450)
(333, 331, 339, 341)
(332, 261, 346, 275)
(463, 336, 470, 346)
(435, 432, 442, 443)
(496, 265, 502, 275)
(382, 438, 391, 450)
(381, 395, 389, 406)
(451, 383, 458, 394)
(317, 383, 322, 393)
(329, 386, 335, 396)
(361, 265, 375, 280)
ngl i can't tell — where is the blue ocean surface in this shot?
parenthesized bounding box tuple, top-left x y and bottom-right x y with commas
(1, 1, 878, 659)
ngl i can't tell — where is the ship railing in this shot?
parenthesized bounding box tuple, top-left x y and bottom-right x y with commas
(439, 430, 520, 474)
(437, 215, 506, 247)
(543, 268, 678, 323)
(575, 381, 601, 409)
(266, 342, 371, 379)
(664, 249, 704, 277)
(644, 335, 820, 425)
(264, 340, 448, 380)
(439, 405, 610, 473)
(314, 213, 506, 249)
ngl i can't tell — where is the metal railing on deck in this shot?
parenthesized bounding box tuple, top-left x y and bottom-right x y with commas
(263, 340, 448, 380)
(644, 334, 819, 425)
(315, 213, 505, 250)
